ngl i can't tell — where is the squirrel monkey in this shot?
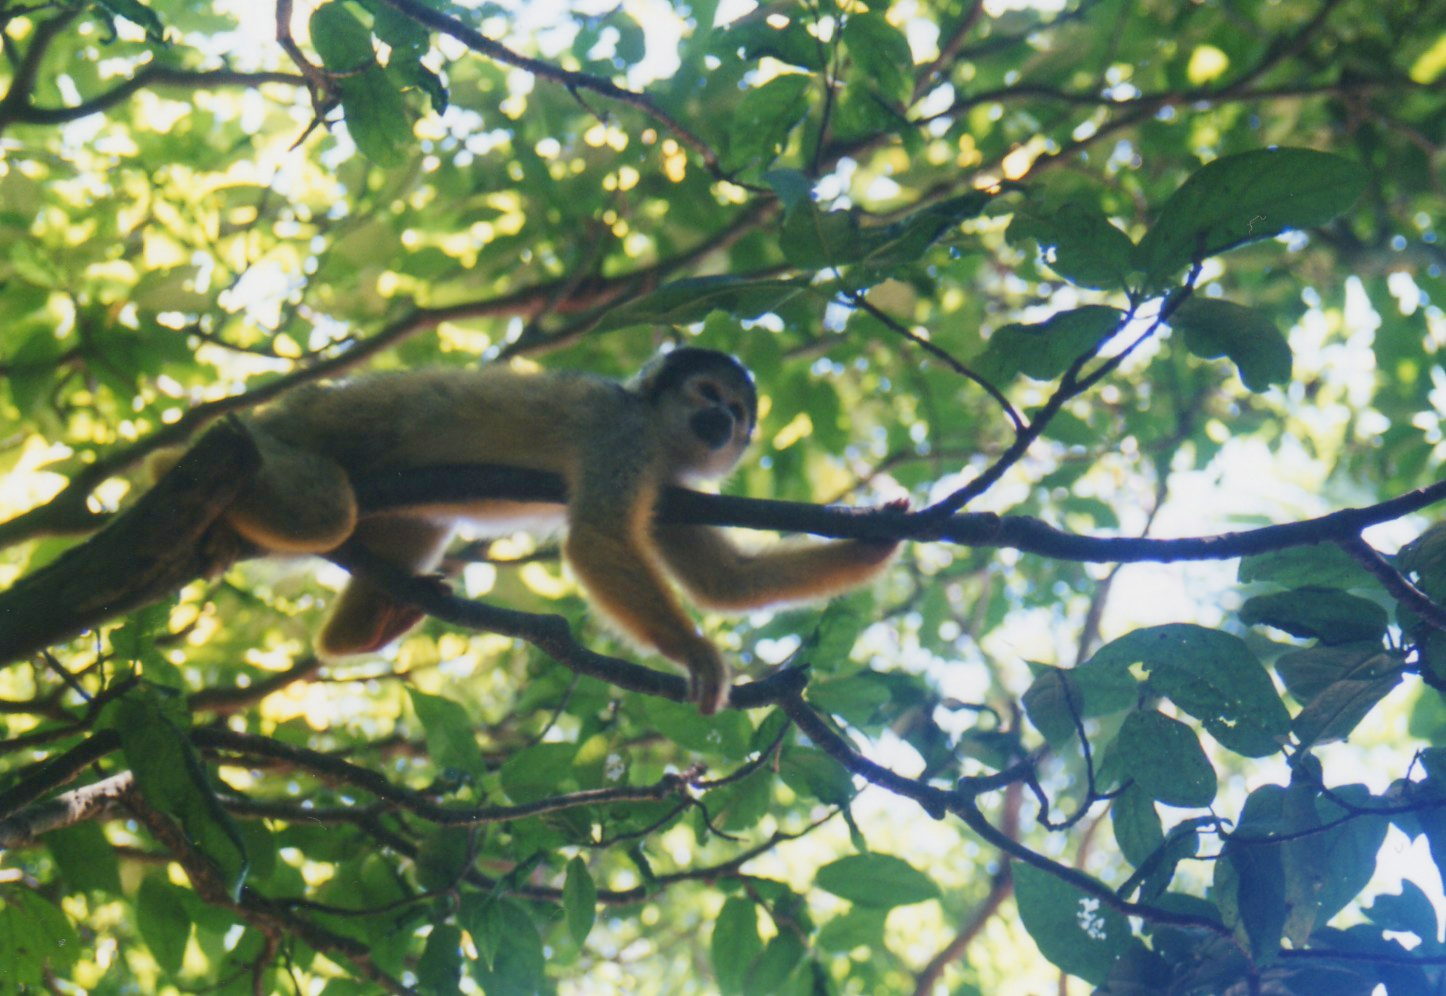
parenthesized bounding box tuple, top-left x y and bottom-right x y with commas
(158, 348, 900, 713)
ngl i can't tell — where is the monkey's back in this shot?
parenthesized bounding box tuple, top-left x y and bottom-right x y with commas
(253, 366, 649, 481)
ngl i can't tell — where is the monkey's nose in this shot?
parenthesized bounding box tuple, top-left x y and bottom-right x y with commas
(690, 408, 734, 449)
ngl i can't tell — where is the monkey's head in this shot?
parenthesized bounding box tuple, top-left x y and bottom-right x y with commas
(633, 347, 758, 482)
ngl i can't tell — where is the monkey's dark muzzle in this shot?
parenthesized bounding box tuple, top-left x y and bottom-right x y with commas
(691, 408, 735, 449)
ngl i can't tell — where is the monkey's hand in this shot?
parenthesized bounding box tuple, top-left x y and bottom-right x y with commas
(849, 497, 911, 562)
(683, 638, 731, 715)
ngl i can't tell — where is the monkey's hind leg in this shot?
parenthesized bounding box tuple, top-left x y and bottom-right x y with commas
(317, 517, 455, 657)
(226, 431, 359, 554)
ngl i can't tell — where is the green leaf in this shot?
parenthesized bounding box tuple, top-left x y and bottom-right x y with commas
(310, 3, 411, 167)
(779, 194, 988, 271)
(778, 747, 856, 807)
(417, 924, 463, 995)
(814, 853, 939, 908)
(1240, 587, 1389, 645)
(706, 766, 773, 832)
(1399, 522, 1446, 601)
(1290, 653, 1401, 748)
(717, 19, 825, 72)
(138, 875, 192, 975)
(1111, 783, 1164, 868)
(1312, 784, 1389, 926)
(841, 13, 913, 103)
(0, 886, 79, 989)
(858, 193, 991, 268)
(94, 0, 167, 43)
(1117, 710, 1217, 807)
(1172, 298, 1292, 391)
(808, 672, 892, 725)
(1022, 667, 1085, 745)
(563, 857, 597, 947)
(5, 327, 65, 416)
(599, 275, 808, 329)
(1238, 543, 1381, 591)
(726, 74, 812, 172)
(1084, 625, 1290, 757)
(1214, 823, 1286, 959)
(977, 306, 1125, 383)
(1013, 863, 1129, 984)
(1134, 148, 1369, 289)
(458, 894, 500, 970)
(408, 688, 488, 776)
(1276, 644, 1397, 700)
(310, 1, 375, 69)
(338, 72, 413, 167)
(102, 687, 249, 899)
(816, 907, 887, 952)
(1365, 881, 1440, 947)
(748, 933, 806, 991)
(468, 898, 545, 992)
(415, 827, 472, 891)
(712, 898, 763, 995)
(1007, 201, 1135, 290)
(639, 696, 752, 759)
(48, 821, 123, 895)
(499, 742, 578, 803)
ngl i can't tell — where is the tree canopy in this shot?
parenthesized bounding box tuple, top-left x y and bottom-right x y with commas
(0, 0, 1443, 992)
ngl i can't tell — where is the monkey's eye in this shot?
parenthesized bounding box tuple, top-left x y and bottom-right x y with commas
(698, 382, 723, 403)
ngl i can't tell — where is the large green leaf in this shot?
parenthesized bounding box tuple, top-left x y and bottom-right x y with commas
(712, 898, 763, 995)
(1008, 201, 1135, 291)
(310, 2, 411, 166)
(408, 688, 488, 777)
(1117, 710, 1217, 807)
(101, 686, 249, 899)
(0, 887, 79, 989)
(1134, 148, 1368, 289)
(1172, 298, 1292, 391)
(1240, 587, 1389, 645)
(138, 875, 192, 975)
(814, 853, 940, 908)
(1013, 863, 1129, 984)
(1083, 625, 1290, 757)
(977, 306, 1125, 383)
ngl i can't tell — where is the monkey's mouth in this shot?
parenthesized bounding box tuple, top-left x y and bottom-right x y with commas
(690, 408, 734, 449)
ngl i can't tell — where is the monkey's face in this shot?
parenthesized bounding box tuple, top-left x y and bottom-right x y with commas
(657, 370, 755, 482)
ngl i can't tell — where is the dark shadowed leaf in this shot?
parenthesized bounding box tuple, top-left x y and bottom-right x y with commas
(1172, 298, 1292, 391)
(1240, 588, 1389, 645)
(1117, 710, 1217, 807)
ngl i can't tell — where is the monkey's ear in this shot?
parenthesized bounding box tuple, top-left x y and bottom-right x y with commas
(630, 348, 756, 420)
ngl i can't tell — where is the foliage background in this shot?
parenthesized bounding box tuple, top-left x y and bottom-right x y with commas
(0, 0, 1443, 992)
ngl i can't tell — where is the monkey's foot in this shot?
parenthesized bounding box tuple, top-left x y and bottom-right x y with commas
(361, 575, 452, 652)
(686, 649, 731, 715)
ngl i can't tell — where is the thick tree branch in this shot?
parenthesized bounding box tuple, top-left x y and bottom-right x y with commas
(0, 771, 134, 848)
(7, 454, 1446, 672)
